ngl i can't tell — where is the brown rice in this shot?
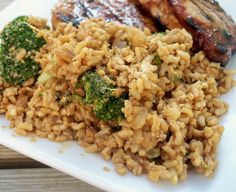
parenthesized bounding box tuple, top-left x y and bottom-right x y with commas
(0, 18, 235, 184)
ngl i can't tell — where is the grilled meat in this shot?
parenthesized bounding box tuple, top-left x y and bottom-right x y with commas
(52, 0, 159, 32)
(52, 0, 236, 65)
(138, 0, 236, 65)
(137, 0, 182, 29)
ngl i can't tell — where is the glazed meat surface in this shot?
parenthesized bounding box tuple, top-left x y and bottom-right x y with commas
(138, 0, 236, 65)
(137, 0, 182, 29)
(52, 0, 158, 32)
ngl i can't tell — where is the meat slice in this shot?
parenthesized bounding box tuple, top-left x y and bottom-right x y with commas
(137, 0, 182, 29)
(138, 0, 236, 66)
(52, 0, 158, 32)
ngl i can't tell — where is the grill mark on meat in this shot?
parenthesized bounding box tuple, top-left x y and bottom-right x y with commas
(190, 0, 215, 22)
(138, 0, 236, 65)
(169, 0, 236, 65)
(53, 0, 236, 65)
(199, 0, 236, 44)
(191, 0, 228, 30)
(52, 0, 159, 32)
(141, 0, 182, 28)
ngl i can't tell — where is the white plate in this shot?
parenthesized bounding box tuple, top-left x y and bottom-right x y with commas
(0, 0, 236, 191)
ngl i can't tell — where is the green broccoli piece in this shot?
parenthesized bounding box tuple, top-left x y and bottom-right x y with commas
(152, 54, 162, 66)
(57, 92, 84, 107)
(79, 71, 113, 104)
(1, 16, 45, 52)
(79, 71, 126, 121)
(0, 56, 40, 85)
(159, 32, 166, 35)
(0, 16, 46, 85)
(171, 73, 182, 83)
(153, 31, 166, 36)
(94, 94, 126, 121)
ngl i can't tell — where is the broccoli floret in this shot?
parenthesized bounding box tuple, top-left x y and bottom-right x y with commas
(0, 55, 40, 85)
(57, 92, 84, 107)
(171, 73, 182, 83)
(93, 94, 126, 121)
(152, 54, 162, 66)
(1, 16, 45, 52)
(0, 16, 46, 85)
(79, 71, 126, 121)
(80, 71, 113, 104)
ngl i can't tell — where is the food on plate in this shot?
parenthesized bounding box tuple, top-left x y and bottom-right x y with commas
(79, 70, 127, 121)
(137, 0, 236, 65)
(0, 16, 46, 85)
(0, 15, 235, 183)
(52, 0, 236, 65)
(52, 0, 158, 32)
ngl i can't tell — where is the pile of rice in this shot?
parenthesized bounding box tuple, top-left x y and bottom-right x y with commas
(0, 18, 235, 183)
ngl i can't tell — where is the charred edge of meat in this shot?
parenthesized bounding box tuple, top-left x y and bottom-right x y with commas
(187, 18, 232, 66)
(186, 16, 233, 53)
(168, 0, 236, 65)
(52, 0, 161, 32)
(186, 17, 199, 31)
(58, 15, 83, 26)
(223, 30, 234, 40)
(131, 0, 167, 31)
(52, 0, 92, 27)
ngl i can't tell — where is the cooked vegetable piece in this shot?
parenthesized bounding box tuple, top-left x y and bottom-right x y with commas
(79, 71, 113, 104)
(0, 16, 46, 85)
(1, 16, 45, 52)
(93, 93, 127, 121)
(0, 56, 40, 85)
(152, 54, 162, 66)
(79, 71, 126, 121)
(147, 148, 160, 159)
